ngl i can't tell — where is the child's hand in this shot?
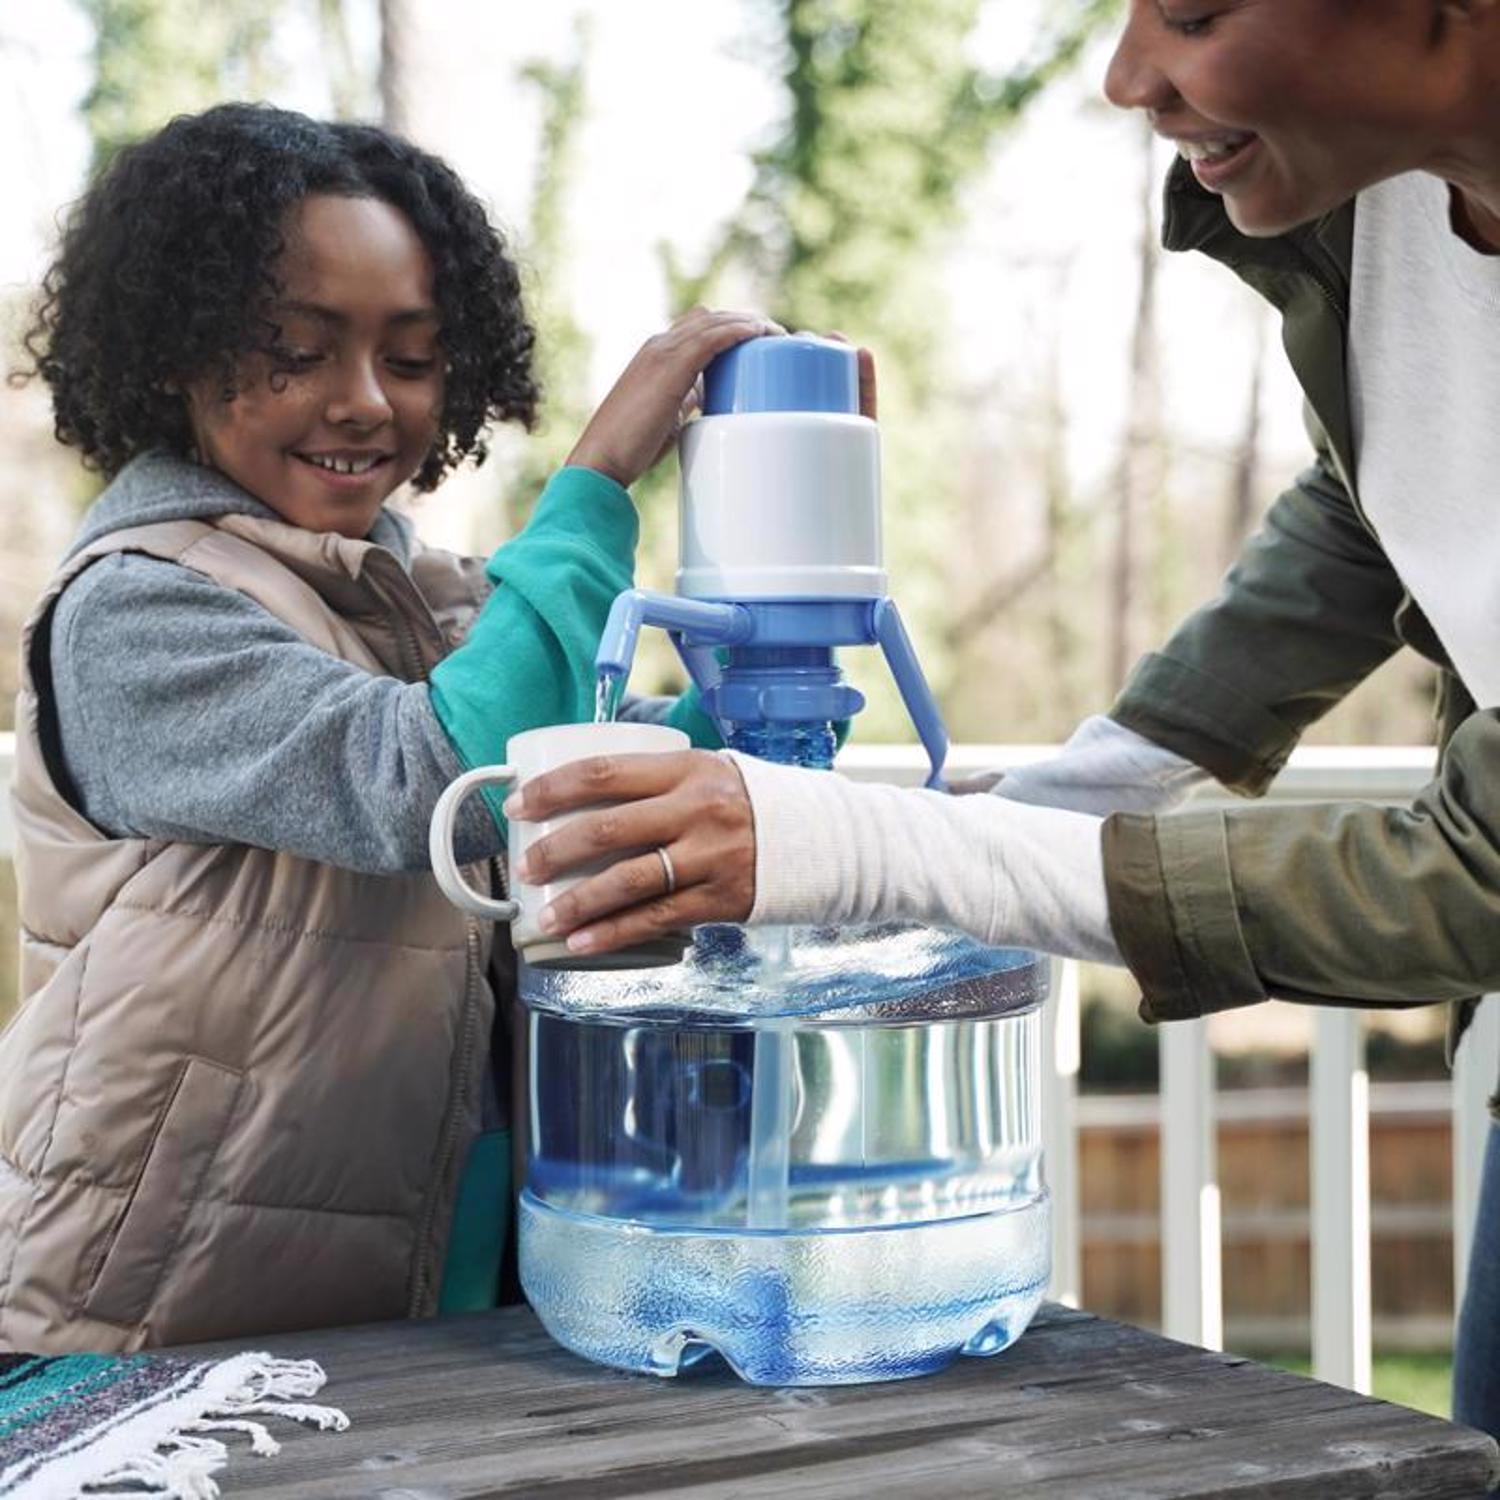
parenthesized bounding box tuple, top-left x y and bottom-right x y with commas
(566, 308, 783, 488)
(824, 331, 878, 420)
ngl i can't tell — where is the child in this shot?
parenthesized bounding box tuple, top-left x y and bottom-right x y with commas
(7, 100, 774, 1353)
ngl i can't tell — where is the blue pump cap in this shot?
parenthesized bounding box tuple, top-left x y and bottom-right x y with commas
(702, 334, 859, 416)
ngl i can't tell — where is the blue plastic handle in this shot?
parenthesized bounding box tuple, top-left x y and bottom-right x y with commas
(872, 599, 948, 789)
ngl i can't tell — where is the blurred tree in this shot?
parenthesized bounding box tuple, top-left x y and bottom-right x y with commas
(671, 0, 1119, 378)
(665, 0, 1121, 735)
(378, 0, 415, 136)
(509, 25, 594, 534)
(319, 0, 366, 122)
(1109, 112, 1163, 695)
(80, 0, 282, 171)
(1224, 310, 1270, 569)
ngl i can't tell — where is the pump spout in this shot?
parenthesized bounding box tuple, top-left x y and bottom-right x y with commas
(596, 589, 755, 708)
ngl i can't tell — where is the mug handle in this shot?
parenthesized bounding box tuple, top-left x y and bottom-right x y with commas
(429, 766, 521, 922)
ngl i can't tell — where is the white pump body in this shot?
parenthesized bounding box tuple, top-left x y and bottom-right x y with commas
(677, 411, 887, 601)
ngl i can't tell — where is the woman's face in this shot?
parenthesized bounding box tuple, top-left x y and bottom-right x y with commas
(1105, 1, 1477, 236)
(185, 193, 445, 538)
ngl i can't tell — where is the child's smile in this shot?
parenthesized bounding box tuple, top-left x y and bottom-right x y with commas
(185, 193, 445, 538)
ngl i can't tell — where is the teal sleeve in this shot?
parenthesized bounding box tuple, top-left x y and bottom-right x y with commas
(429, 467, 637, 789)
(438, 1127, 510, 1314)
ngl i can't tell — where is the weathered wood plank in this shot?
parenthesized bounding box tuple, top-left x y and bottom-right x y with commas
(171, 1304, 1499, 1499)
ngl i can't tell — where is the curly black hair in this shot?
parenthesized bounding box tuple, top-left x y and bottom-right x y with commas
(22, 102, 538, 491)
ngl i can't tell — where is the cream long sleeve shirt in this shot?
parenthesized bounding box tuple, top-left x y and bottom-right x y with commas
(727, 716, 1206, 961)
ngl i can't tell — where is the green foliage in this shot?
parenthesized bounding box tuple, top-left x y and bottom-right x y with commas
(667, 0, 1121, 735)
(1080, 994, 1160, 1089)
(673, 0, 1121, 368)
(510, 25, 595, 532)
(1263, 1351, 1452, 1420)
(80, 0, 282, 172)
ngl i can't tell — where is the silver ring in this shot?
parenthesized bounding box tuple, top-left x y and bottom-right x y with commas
(656, 846, 677, 896)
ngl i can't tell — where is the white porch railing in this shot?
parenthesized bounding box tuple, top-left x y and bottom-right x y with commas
(841, 741, 1497, 1392)
(3, 734, 1496, 1391)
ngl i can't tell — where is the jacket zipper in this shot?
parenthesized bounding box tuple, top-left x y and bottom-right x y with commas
(1294, 242, 1347, 326)
(408, 919, 486, 1315)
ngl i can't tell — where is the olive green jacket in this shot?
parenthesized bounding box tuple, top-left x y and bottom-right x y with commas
(1103, 160, 1494, 1062)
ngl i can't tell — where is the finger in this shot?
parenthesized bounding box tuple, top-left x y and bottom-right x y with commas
(517, 795, 688, 884)
(537, 846, 682, 933)
(679, 314, 781, 367)
(813, 332, 875, 418)
(563, 883, 753, 957)
(504, 750, 697, 822)
(857, 347, 877, 420)
(664, 308, 771, 346)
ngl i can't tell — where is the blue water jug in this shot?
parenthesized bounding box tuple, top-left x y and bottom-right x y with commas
(515, 337, 1051, 1385)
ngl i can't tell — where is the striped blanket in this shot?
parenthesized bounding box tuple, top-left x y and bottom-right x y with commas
(0, 1349, 347, 1498)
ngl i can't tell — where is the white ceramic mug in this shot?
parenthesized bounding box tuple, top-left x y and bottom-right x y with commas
(428, 721, 691, 969)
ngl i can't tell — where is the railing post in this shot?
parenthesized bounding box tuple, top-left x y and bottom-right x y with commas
(1311, 1007, 1372, 1392)
(1041, 958, 1081, 1307)
(1454, 995, 1500, 1321)
(1160, 1019, 1221, 1348)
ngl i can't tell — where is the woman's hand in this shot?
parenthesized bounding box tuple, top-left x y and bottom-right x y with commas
(506, 750, 756, 956)
(566, 308, 783, 489)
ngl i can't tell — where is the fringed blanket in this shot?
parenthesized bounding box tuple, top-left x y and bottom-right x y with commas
(0, 1350, 347, 1498)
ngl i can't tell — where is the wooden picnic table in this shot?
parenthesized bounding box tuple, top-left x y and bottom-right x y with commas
(179, 1302, 1500, 1498)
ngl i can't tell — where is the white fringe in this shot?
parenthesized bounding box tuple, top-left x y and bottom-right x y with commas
(2, 1353, 349, 1500)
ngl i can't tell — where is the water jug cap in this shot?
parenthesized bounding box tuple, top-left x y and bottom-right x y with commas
(702, 334, 859, 416)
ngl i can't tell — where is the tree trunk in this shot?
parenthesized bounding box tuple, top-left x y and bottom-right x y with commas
(378, 0, 415, 136)
(1109, 117, 1163, 694)
(319, 0, 361, 121)
(1224, 310, 1268, 568)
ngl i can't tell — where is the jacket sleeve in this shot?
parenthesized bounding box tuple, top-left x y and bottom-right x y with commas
(1108, 450, 1405, 795)
(1100, 450, 1489, 1019)
(1103, 713, 1495, 1019)
(51, 554, 502, 876)
(428, 466, 639, 774)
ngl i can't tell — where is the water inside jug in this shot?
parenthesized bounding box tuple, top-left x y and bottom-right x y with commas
(519, 923, 1050, 1384)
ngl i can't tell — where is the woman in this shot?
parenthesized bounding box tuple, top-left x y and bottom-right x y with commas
(506, 0, 1500, 1436)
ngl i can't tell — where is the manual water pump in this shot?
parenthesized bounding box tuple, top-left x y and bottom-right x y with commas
(516, 335, 1051, 1387)
(593, 334, 947, 780)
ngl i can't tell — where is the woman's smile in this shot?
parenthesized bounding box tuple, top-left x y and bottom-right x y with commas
(1167, 129, 1262, 191)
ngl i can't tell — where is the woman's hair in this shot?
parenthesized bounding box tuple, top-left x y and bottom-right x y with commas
(22, 102, 538, 490)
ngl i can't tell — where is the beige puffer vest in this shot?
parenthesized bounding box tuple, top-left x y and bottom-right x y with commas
(3, 512, 498, 1353)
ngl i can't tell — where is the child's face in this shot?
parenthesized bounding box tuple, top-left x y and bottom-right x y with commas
(184, 193, 445, 538)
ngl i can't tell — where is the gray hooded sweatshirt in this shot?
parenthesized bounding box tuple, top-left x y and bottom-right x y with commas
(48, 453, 669, 873)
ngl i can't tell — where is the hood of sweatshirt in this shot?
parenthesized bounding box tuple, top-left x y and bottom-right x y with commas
(68, 450, 415, 567)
